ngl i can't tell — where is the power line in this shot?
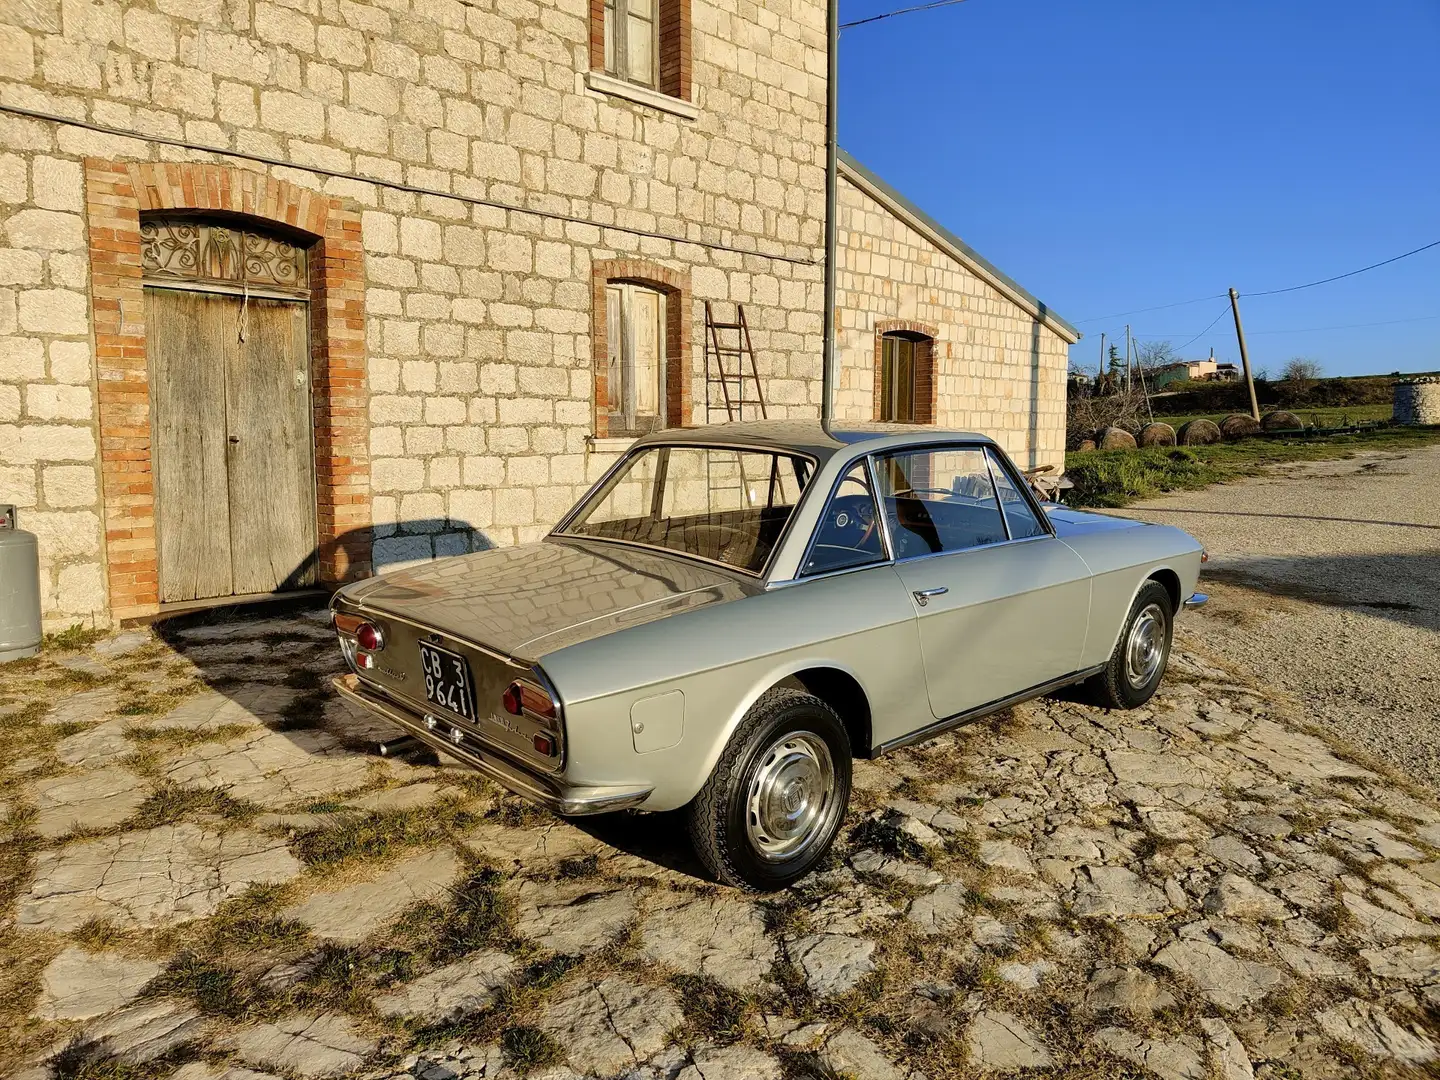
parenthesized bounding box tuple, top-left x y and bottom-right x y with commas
(1172, 305, 1233, 353)
(1244, 239, 1440, 297)
(840, 0, 972, 30)
(1073, 294, 1228, 325)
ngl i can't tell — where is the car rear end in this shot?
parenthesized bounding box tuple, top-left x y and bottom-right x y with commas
(330, 593, 652, 815)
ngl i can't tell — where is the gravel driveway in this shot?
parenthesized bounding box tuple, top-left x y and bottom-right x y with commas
(1123, 443, 1440, 790)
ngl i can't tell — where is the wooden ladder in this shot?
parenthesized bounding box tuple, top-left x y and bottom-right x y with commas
(704, 301, 767, 424)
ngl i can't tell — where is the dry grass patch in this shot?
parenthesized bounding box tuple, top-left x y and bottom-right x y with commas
(293, 801, 481, 871)
(126, 784, 262, 830)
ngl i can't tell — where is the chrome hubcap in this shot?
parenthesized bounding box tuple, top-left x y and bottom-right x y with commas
(1125, 603, 1167, 688)
(745, 731, 836, 861)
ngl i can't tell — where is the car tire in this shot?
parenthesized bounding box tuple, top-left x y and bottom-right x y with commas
(1087, 580, 1173, 710)
(685, 687, 852, 891)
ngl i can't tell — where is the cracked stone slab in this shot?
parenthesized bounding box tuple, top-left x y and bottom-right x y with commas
(55, 720, 134, 767)
(93, 630, 153, 657)
(1316, 998, 1438, 1064)
(636, 891, 776, 990)
(788, 933, 877, 996)
(908, 881, 969, 936)
(978, 840, 1035, 876)
(513, 880, 636, 954)
(1341, 890, 1440, 942)
(69, 1000, 207, 1064)
(1371, 863, 1440, 918)
(1085, 966, 1176, 1016)
(1326, 819, 1426, 862)
(1152, 940, 1287, 1011)
(1201, 1017, 1255, 1080)
(462, 820, 607, 873)
(1275, 943, 1354, 980)
(850, 847, 944, 887)
(677, 1043, 783, 1080)
(30, 766, 149, 838)
(1201, 874, 1290, 921)
(1095, 1027, 1206, 1080)
(536, 976, 682, 1077)
(373, 951, 516, 1022)
(819, 1029, 910, 1080)
(341, 782, 447, 814)
(221, 1013, 378, 1077)
(44, 687, 122, 725)
(1106, 750, 1216, 787)
(161, 727, 374, 806)
(283, 847, 461, 944)
(1071, 865, 1176, 918)
(1360, 943, 1440, 982)
(1232, 721, 1375, 782)
(966, 1010, 1053, 1072)
(172, 1065, 282, 1080)
(154, 685, 301, 732)
(18, 823, 302, 932)
(33, 947, 163, 1021)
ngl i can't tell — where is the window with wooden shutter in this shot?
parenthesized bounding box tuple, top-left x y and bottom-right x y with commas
(605, 282, 667, 437)
(878, 330, 937, 424)
(594, 0, 691, 101)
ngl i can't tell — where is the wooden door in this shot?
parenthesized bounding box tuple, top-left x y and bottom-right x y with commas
(148, 289, 238, 602)
(226, 298, 317, 593)
(147, 289, 316, 602)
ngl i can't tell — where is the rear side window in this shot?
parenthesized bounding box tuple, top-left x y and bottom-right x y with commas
(874, 447, 1008, 557)
(986, 448, 1047, 540)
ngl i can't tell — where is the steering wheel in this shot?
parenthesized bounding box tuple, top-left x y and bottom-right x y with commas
(830, 477, 878, 551)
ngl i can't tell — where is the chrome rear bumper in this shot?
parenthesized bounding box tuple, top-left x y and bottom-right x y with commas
(1183, 592, 1209, 609)
(331, 674, 653, 815)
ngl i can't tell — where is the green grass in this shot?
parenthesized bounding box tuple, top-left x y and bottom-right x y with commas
(1065, 426, 1440, 508)
(43, 624, 107, 652)
(1151, 403, 1393, 429)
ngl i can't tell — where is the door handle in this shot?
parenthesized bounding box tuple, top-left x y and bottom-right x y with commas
(228, 435, 240, 445)
(912, 587, 948, 607)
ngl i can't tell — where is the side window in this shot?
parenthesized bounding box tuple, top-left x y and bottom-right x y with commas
(802, 462, 886, 575)
(986, 448, 1047, 540)
(875, 447, 1008, 557)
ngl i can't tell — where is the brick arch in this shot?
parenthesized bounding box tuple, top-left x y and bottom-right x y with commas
(873, 319, 939, 425)
(591, 258, 693, 438)
(84, 159, 369, 620)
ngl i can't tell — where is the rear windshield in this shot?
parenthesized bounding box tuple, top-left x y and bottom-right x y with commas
(559, 445, 813, 574)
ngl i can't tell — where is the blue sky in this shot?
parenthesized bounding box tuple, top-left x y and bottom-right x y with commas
(837, 0, 1440, 378)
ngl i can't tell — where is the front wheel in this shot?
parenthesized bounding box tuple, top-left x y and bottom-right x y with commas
(685, 688, 852, 891)
(1086, 580, 1174, 709)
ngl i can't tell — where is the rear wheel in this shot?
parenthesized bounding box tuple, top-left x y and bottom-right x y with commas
(686, 687, 851, 891)
(1087, 580, 1173, 709)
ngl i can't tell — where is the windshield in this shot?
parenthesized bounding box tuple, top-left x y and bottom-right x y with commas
(559, 445, 813, 574)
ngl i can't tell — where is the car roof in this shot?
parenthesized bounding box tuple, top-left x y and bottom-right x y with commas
(631, 420, 995, 466)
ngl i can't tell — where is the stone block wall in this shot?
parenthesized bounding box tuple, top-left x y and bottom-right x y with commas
(832, 171, 1072, 471)
(1394, 377, 1440, 426)
(0, 0, 827, 625)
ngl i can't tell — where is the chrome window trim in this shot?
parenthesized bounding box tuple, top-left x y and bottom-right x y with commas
(987, 447, 1057, 539)
(551, 440, 820, 580)
(795, 452, 890, 580)
(983, 452, 1014, 542)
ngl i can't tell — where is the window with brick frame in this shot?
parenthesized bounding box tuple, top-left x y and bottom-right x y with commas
(876, 328, 937, 424)
(592, 260, 692, 439)
(591, 0, 691, 100)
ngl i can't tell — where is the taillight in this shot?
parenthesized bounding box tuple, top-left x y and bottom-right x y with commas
(335, 612, 383, 651)
(503, 680, 556, 720)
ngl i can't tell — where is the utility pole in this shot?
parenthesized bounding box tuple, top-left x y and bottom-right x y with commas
(819, 0, 838, 428)
(1098, 332, 1105, 382)
(1124, 324, 1132, 396)
(1227, 287, 1261, 421)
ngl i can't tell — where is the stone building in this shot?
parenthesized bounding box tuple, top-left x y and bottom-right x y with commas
(833, 151, 1079, 471)
(0, 0, 1074, 629)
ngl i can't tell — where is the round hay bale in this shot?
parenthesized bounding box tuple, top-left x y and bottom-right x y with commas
(1075, 438, 1097, 452)
(1261, 409, 1303, 431)
(1176, 418, 1222, 446)
(1219, 413, 1261, 440)
(1096, 426, 1137, 450)
(1138, 422, 1177, 447)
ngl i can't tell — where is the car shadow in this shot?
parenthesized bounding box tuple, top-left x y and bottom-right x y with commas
(567, 809, 712, 882)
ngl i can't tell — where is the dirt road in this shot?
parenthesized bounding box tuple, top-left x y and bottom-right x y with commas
(1123, 443, 1440, 789)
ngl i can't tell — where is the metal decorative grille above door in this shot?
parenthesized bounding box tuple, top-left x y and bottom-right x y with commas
(141, 215, 317, 604)
(140, 218, 309, 296)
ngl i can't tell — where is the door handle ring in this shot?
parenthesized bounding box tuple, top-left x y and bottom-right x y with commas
(912, 587, 948, 607)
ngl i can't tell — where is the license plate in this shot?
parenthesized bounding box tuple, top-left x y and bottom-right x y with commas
(419, 641, 476, 721)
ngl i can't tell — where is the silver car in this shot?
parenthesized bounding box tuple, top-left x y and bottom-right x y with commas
(331, 421, 1206, 889)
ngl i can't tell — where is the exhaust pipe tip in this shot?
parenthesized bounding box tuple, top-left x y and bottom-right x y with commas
(377, 735, 421, 758)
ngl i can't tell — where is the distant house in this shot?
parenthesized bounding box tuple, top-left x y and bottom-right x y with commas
(1150, 358, 1240, 389)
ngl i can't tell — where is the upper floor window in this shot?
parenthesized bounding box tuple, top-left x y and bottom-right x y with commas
(605, 0, 657, 88)
(878, 330, 935, 424)
(606, 282, 666, 437)
(590, 0, 692, 107)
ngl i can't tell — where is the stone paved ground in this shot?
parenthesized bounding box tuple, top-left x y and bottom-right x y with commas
(3, 610, 1440, 1079)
